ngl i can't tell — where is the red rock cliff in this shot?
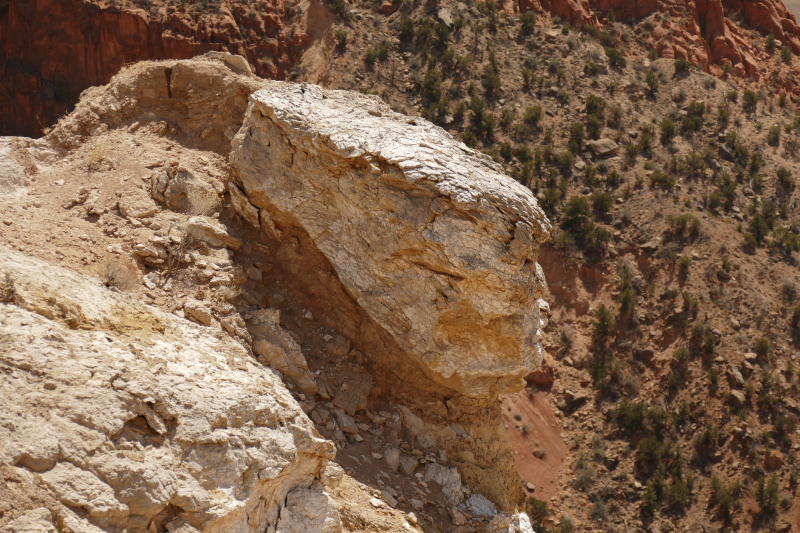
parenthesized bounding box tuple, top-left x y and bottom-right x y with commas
(0, 0, 328, 137)
(518, 0, 800, 78)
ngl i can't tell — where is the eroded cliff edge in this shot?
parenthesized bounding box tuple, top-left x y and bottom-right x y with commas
(0, 54, 549, 532)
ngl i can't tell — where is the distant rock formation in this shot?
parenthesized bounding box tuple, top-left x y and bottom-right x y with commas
(0, 0, 329, 137)
(520, 0, 800, 78)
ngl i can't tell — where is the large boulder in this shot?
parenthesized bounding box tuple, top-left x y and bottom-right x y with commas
(0, 247, 336, 533)
(230, 83, 551, 398)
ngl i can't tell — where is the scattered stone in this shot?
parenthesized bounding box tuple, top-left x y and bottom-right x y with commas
(332, 369, 372, 415)
(729, 367, 745, 387)
(333, 408, 359, 435)
(246, 265, 262, 281)
(464, 494, 498, 518)
(384, 448, 401, 473)
(450, 507, 467, 526)
(184, 216, 242, 250)
(586, 138, 619, 158)
(765, 451, 784, 470)
(370, 497, 385, 508)
(424, 463, 463, 504)
(399, 455, 419, 476)
(119, 188, 157, 218)
(381, 490, 398, 508)
(183, 298, 212, 326)
(250, 309, 317, 395)
(729, 390, 746, 408)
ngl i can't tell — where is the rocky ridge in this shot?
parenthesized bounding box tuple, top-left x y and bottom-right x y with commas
(0, 54, 546, 532)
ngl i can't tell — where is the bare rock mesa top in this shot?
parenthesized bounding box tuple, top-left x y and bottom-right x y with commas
(230, 82, 552, 398)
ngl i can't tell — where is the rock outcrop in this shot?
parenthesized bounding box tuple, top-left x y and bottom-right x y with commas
(0, 0, 331, 137)
(230, 82, 551, 398)
(0, 247, 338, 533)
(0, 55, 549, 527)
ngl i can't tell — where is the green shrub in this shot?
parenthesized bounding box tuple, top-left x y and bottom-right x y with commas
(520, 11, 536, 35)
(591, 305, 616, 340)
(590, 190, 611, 214)
(584, 62, 600, 76)
(334, 29, 348, 48)
(615, 398, 648, 431)
(710, 476, 742, 526)
(645, 68, 659, 93)
(767, 124, 781, 146)
(605, 47, 626, 68)
(674, 57, 692, 74)
(660, 118, 677, 143)
(755, 475, 780, 514)
(781, 45, 792, 63)
(523, 105, 543, 126)
(421, 68, 442, 102)
(755, 337, 771, 357)
(766, 31, 777, 51)
(695, 422, 719, 451)
(526, 498, 552, 532)
(618, 287, 636, 314)
(553, 150, 575, 175)
(749, 213, 770, 244)
(606, 170, 622, 188)
(399, 19, 415, 41)
(678, 255, 692, 275)
(482, 61, 501, 98)
(777, 166, 795, 194)
(568, 122, 584, 153)
(591, 350, 625, 392)
(743, 89, 758, 113)
(649, 170, 675, 191)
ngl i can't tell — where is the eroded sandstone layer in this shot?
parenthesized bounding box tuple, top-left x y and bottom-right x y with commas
(230, 83, 552, 398)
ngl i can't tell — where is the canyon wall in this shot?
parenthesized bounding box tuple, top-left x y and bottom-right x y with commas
(0, 0, 329, 137)
(519, 0, 800, 77)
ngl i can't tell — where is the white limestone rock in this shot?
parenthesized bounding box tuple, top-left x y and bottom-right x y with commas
(0, 247, 336, 533)
(230, 82, 551, 398)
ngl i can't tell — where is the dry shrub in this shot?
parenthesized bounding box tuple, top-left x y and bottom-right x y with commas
(88, 141, 114, 172)
(218, 280, 245, 301)
(102, 260, 138, 291)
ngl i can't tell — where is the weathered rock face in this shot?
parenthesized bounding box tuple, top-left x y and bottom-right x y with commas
(230, 82, 551, 398)
(0, 247, 338, 533)
(522, 0, 800, 78)
(0, 0, 330, 137)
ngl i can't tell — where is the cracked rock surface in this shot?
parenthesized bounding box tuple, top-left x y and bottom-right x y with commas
(230, 82, 552, 398)
(0, 247, 337, 533)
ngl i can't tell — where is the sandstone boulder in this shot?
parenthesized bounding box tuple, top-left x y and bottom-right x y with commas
(587, 138, 619, 158)
(119, 188, 157, 219)
(0, 247, 337, 533)
(230, 82, 551, 398)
